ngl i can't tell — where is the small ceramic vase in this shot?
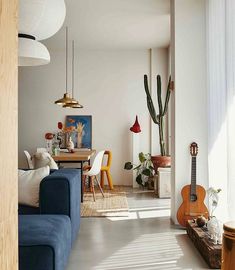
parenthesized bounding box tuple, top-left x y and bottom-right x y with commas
(67, 137, 74, 151)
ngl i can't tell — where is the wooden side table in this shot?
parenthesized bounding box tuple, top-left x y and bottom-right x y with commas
(186, 220, 221, 269)
(222, 221, 235, 269)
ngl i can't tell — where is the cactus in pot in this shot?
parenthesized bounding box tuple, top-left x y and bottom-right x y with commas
(144, 74, 173, 169)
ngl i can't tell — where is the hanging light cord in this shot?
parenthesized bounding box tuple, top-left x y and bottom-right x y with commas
(66, 27, 68, 93)
(72, 40, 75, 98)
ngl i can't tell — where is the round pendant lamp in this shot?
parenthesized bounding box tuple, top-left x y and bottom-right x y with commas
(18, 35, 50, 66)
(19, 0, 66, 66)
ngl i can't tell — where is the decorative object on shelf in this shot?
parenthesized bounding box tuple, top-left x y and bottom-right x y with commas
(19, 0, 66, 66)
(207, 217, 222, 245)
(177, 142, 209, 227)
(187, 220, 221, 269)
(67, 136, 75, 152)
(63, 40, 83, 108)
(130, 116, 141, 133)
(196, 216, 206, 228)
(144, 74, 173, 171)
(124, 152, 155, 188)
(65, 115, 92, 149)
(45, 132, 54, 154)
(206, 187, 222, 244)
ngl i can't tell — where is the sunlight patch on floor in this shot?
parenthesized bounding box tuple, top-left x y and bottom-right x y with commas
(93, 232, 187, 270)
(107, 207, 170, 221)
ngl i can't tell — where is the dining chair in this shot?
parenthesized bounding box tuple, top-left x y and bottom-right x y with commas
(36, 148, 47, 153)
(83, 150, 105, 201)
(100, 150, 114, 190)
(23, 150, 34, 169)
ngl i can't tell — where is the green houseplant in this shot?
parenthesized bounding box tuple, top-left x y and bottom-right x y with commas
(144, 74, 173, 171)
(124, 152, 155, 188)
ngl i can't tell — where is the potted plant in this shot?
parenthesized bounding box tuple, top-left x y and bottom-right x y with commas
(124, 152, 155, 189)
(144, 74, 173, 172)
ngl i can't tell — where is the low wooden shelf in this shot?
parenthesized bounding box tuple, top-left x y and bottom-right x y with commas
(186, 220, 221, 269)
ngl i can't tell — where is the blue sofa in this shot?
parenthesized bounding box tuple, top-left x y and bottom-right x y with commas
(19, 169, 81, 270)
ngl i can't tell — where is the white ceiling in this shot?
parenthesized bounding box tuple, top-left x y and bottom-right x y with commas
(44, 0, 170, 50)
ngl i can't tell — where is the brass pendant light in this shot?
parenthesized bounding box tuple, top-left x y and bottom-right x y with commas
(54, 27, 77, 105)
(63, 40, 83, 108)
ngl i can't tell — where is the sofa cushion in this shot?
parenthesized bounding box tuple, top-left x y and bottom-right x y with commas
(18, 166, 50, 207)
(19, 215, 71, 270)
(40, 169, 81, 243)
(34, 152, 58, 170)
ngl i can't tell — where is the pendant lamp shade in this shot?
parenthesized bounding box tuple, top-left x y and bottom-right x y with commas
(19, 0, 66, 66)
(18, 37, 50, 66)
(71, 103, 84, 109)
(63, 104, 83, 108)
(55, 93, 77, 105)
(19, 0, 66, 41)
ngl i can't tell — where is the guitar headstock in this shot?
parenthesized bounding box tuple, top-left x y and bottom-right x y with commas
(190, 142, 198, 157)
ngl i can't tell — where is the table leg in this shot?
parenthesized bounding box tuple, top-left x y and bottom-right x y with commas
(81, 161, 84, 203)
(88, 159, 91, 189)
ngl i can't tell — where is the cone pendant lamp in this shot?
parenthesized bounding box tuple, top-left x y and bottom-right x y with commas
(63, 40, 83, 108)
(130, 115, 141, 133)
(54, 27, 77, 105)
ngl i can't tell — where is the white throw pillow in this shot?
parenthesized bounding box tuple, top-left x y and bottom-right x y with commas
(18, 166, 50, 207)
(34, 152, 58, 170)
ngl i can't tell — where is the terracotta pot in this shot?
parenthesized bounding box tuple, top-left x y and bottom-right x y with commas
(151, 155, 171, 173)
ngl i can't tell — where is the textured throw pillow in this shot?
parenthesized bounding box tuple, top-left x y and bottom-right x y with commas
(18, 166, 50, 207)
(34, 152, 58, 170)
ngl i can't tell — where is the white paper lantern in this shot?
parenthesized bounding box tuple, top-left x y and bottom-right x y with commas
(19, 0, 66, 66)
(19, 0, 66, 40)
(18, 37, 50, 66)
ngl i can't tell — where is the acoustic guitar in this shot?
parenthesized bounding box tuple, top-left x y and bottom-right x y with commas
(177, 142, 208, 227)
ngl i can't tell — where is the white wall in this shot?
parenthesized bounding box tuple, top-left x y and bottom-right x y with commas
(170, 0, 208, 222)
(19, 49, 155, 185)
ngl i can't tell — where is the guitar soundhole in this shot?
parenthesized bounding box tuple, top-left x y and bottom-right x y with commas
(190, 194, 197, 202)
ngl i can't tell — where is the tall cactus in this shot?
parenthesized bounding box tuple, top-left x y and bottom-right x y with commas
(144, 74, 172, 156)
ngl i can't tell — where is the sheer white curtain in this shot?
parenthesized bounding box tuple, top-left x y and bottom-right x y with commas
(207, 0, 235, 221)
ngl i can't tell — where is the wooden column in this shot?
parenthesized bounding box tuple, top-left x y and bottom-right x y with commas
(0, 0, 18, 269)
(222, 221, 235, 269)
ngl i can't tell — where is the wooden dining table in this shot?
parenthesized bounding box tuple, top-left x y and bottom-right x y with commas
(52, 149, 96, 202)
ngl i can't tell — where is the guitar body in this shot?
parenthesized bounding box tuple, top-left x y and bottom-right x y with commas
(177, 142, 208, 228)
(177, 184, 208, 227)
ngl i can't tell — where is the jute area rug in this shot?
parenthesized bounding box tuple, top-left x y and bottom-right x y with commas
(81, 186, 129, 217)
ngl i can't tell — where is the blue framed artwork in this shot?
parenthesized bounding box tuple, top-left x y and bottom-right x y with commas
(66, 115, 92, 149)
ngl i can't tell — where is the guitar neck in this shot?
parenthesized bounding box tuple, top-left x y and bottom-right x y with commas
(191, 156, 196, 194)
